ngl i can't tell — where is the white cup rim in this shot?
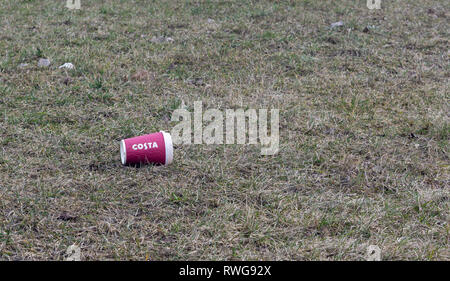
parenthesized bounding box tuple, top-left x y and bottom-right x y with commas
(161, 131, 173, 165)
(120, 139, 127, 165)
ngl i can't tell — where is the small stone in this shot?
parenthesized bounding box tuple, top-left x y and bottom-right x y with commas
(331, 21, 344, 28)
(18, 63, 28, 69)
(38, 58, 51, 67)
(207, 18, 215, 23)
(150, 36, 174, 43)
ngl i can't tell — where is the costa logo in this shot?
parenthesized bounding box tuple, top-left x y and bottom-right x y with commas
(132, 142, 158, 150)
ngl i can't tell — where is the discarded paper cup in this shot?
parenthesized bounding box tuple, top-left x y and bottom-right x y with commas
(120, 131, 173, 166)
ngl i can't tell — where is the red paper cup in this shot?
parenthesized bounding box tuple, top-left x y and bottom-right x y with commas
(120, 131, 173, 166)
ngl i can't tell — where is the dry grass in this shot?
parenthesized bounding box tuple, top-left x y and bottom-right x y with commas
(0, 0, 448, 260)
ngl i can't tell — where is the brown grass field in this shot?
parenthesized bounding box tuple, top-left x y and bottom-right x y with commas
(0, 0, 449, 260)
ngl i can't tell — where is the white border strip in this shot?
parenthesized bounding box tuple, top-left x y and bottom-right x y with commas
(161, 131, 173, 165)
(120, 139, 127, 165)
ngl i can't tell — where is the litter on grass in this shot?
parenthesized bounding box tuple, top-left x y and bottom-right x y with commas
(59, 63, 75, 69)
